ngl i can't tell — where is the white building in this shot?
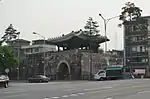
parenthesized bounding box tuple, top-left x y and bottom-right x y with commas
(21, 39, 56, 54)
(22, 44, 56, 54)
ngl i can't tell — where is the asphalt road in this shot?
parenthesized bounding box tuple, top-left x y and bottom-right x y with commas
(1, 79, 150, 99)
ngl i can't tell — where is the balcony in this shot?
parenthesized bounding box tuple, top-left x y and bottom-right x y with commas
(127, 41, 148, 46)
(129, 62, 148, 66)
(131, 52, 148, 56)
(125, 30, 148, 36)
(126, 52, 148, 57)
(125, 38, 148, 46)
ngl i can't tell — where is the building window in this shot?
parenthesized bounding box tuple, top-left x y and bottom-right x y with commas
(34, 48, 39, 52)
(141, 58, 148, 62)
(30, 48, 33, 53)
(137, 36, 142, 41)
(131, 36, 145, 42)
(140, 46, 143, 52)
(132, 57, 139, 62)
(142, 46, 146, 52)
(132, 57, 147, 63)
(132, 46, 137, 52)
(148, 26, 150, 31)
(132, 24, 147, 32)
(26, 49, 30, 53)
(146, 47, 148, 51)
(141, 24, 147, 30)
(133, 25, 141, 32)
(137, 46, 146, 52)
(145, 58, 148, 62)
(129, 26, 133, 32)
(131, 46, 147, 52)
(132, 37, 137, 42)
(141, 58, 145, 62)
(137, 46, 140, 52)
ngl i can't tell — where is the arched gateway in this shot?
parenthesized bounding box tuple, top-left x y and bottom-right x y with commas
(56, 60, 71, 80)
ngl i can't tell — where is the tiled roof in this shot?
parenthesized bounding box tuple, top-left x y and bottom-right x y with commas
(48, 30, 109, 44)
(6, 39, 30, 43)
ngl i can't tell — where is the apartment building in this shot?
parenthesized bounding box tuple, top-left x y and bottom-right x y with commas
(124, 16, 150, 77)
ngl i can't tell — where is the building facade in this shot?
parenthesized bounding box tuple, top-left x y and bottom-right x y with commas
(7, 39, 56, 79)
(21, 40, 56, 79)
(124, 16, 150, 77)
(6, 39, 30, 79)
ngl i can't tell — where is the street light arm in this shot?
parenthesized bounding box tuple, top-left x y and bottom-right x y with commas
(107, 15, 120, 22)
(33, 32, 45, 39)
(99, 14, 105, 21)
(98, 13, 119, 53)
(99, 14, 119, 24)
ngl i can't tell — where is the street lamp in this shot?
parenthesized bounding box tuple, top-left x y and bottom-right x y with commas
(17, 32, 20, 80)
(99, 14, 119, 53)
(33, 32, 46, 76)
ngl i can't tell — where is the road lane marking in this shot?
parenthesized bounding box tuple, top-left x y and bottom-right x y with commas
(4, 93, 28, 98)
(44, 97, 51, 99)
(52, 97, 60, 99)
(84, 88, 101, 91)
(113, 84, 118, 86)
(64, 88, 78, 91)
(84, 86, 112, 91)
(138, 90, 150, 94)
(133, 82, 141, 84)
(3, 90, 27, 94)
(78, 93, 84, 95)
(62, 95, 69, 98)
(103, 87, 113, 89)
(131, 86, 139, 88)
(87, 90, 102, 94)
(3, 89, 25, 91)
(105, 97, 113, 99)
(131, 85, 150, 88)
(2, 89, 26, 93)
(70, 94, 78, 96)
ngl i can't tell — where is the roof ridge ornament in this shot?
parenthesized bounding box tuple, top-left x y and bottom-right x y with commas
(74, 29, 83, 36)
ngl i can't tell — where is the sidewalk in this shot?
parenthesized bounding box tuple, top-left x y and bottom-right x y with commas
(10, 80, 28, 83)
(10, 80, 89, 83)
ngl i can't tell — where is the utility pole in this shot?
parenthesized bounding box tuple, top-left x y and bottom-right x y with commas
(99, 14, 119, 53)
(123, 25, 126, 68)
(89, 27, 92, 80)
(33, 32, 46, 76)
(17, 34, 20, 80)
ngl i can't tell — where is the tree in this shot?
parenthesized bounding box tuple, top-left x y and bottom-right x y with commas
(0, 46, 18, 72)
(84, 17, 100, 36)
(119, 2, 142, 23)
(0, 24, 20, 45)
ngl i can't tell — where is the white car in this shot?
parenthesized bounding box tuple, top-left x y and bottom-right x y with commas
(0, 75, 9, 88)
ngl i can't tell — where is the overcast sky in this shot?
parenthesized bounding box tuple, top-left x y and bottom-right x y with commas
(0, 0, 150, 50)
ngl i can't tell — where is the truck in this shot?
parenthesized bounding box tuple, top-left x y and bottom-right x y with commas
(0, 75, 9, 88)
(94, 65, 125, 81)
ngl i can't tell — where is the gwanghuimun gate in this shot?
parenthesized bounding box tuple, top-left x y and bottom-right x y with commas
(44, 30, 109, 80)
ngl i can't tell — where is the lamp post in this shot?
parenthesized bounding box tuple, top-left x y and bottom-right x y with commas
(17, 34, 20, 80)
(33, 32, 46, 76)
(99, 14, 119, 53)
(89, 25, 92, 81)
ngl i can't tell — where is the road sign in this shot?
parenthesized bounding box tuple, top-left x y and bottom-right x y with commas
(5, 68, 9, 73)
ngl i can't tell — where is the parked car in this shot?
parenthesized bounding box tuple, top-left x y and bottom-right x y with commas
(28, 75, 49, 83)
(0, 75, 9, 88)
